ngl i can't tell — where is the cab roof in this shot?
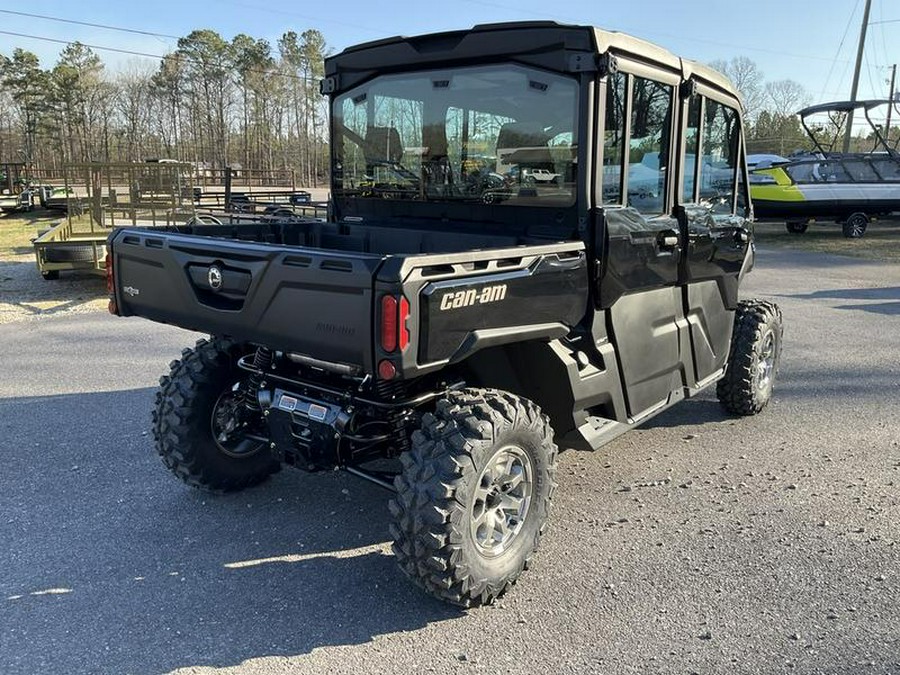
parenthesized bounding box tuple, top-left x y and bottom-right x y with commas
(326, 21, 741, 104)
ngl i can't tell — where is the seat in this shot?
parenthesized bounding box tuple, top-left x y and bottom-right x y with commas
(363, 127, 403, 164)
(496, 122, 554, 168)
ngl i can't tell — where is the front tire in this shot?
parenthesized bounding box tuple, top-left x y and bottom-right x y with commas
(717, 300, 783, 416)
(152, 338, 279, 492)
(389, 388, 557, 607)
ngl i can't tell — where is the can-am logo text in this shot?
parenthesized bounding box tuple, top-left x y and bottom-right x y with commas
(439, 284, 507, 311)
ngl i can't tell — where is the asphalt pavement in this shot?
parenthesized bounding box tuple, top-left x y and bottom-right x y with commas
(0, 246, 898, 675)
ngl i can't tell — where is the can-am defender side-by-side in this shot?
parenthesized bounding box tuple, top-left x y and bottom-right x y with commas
(107, 22, 783, 607)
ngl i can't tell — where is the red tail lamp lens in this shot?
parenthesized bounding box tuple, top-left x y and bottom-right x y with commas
(381, 295, 398, 352)
(105, 251, 113, 294)
(399, 296, 410, 351)
(378, 359, 397, 380)
(105, 251, 118, 314)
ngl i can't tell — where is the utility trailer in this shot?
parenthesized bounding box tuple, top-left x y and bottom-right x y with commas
(107, 22, 783, 607)
(33, 161, 196, 280)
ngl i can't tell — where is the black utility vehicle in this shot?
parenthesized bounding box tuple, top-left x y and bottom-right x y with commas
(107, 22, 783, 607)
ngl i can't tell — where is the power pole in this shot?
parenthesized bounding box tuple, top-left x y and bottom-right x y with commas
(886, 64, 897, 146)
(843, 0, 872, 153)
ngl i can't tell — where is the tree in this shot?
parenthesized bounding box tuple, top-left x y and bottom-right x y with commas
(48, 42, 111, 163)
(0, 48, 50, 170)
(279, 29, 328, 185)
(709, 56, 765, 123)
(232, 34, 274, 172)
(114, 62, 155, 162)
(764, 79, 810, 118)
(149, 54, 185, 159)
(747, 110, 809, 155)
(174, 30, 235, 167)
(0, 25, 331, 184)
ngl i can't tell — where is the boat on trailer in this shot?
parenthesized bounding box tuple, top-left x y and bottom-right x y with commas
(749, 99, 900, 238)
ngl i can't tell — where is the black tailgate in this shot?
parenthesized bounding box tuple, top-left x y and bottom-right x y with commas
(111, 229, 383, 372)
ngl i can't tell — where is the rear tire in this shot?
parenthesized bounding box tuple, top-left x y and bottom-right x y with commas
(717, 300, 783, 416)
(390, 388, 557, 607)
(785, 220, 808, 234)
(40, 270, 60, 280)
(153, 338, 280, 492)
(842, 212, 868, 238)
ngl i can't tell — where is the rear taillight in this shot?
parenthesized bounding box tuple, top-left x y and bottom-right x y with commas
(381, 295, 398, 352)
(399, 296, 410, 351)
(106, 251, 118, 315)
(105, 251, 113, 293)
(380, 294, 411, 354)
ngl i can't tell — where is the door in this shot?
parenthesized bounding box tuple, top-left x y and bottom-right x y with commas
(597, 68, 686, 418)
(677, 91, 751, 383)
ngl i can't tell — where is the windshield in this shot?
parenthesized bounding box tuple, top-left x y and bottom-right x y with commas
(332, 64, 579, 207)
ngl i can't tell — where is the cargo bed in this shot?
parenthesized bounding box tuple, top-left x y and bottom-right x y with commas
(109, 220, 589, 377)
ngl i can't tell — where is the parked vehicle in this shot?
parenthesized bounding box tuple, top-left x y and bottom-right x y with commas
(107, 22, 782, 607)
(0, 188, 35, 213)
(750, 99, 900, 237)
(44, 186, 78, 212)
(524, 167, 560, 184)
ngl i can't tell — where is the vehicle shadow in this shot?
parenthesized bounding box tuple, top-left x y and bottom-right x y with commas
(778, 285, 900, 316)
(640, 395, 729, 429)
(0, 388, 462, 675)
(0, 208, 61, 225)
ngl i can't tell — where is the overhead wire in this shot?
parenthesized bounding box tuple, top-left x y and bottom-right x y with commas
(0, 29, 321, 84)
(0, 9, 181, 41)
(820, 0, 860, 102)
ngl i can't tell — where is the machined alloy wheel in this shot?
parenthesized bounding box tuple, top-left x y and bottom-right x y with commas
(470, 445, 534, 557)
(755, 329, 776, 395)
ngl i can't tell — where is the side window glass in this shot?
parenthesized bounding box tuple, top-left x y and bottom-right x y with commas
(871, 157, 900, 181)
(602, 72, 626, 205)
(629, 76, 673, 215)
(701, 100, 740, 214)
(682, 95, 700, 203)
(736, 147, 748, 212)
(841, 159, 878, 182)
(785, 161, 818, 183)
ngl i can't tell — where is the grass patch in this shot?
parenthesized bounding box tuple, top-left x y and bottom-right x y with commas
(754, 220, 900, 262)
(0, 212, 98, 259)
(0, 215, 56, 259)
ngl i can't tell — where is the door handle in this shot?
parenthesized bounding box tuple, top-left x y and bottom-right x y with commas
(657, 229, 680, 250)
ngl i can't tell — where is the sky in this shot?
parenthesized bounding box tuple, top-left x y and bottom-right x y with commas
(1, 0, 898, 127)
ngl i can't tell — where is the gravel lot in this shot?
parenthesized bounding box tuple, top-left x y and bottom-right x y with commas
(0, 246, 898, 675)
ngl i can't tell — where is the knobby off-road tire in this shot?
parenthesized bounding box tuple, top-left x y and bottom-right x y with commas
(717, 300, 784, 416)
(389, 388, 558, 607)
(152, 337, 279, 492)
